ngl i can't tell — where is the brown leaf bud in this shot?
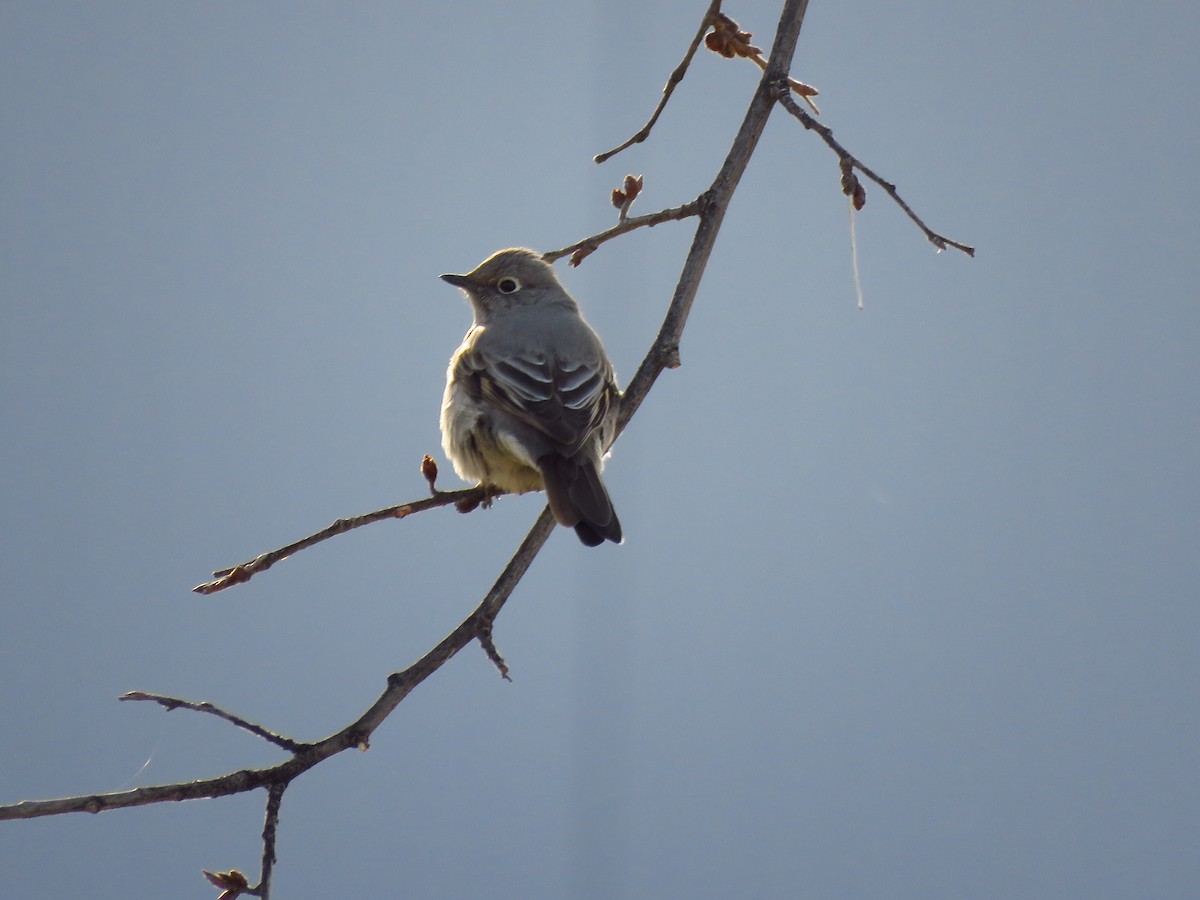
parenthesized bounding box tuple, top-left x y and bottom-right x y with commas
(203, 869, 250, 900)
(838, 161, 866, 210)
(421, 454, 438, 491)
(840, 161, 856, 194)
(705, 13, 761, 60)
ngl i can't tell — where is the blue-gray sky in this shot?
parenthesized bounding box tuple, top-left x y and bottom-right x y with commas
(3, 2, 1198, 897)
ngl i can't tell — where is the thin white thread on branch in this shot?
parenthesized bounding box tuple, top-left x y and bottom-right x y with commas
(849, 199, 864, 310)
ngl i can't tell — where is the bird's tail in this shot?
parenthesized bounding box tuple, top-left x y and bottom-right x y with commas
(539, 454, 622, 546)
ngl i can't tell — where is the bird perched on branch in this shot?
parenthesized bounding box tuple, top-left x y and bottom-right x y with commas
(440, 248, 623, 546)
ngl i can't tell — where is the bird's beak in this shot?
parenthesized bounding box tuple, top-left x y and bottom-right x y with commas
(440, 273, 474, 289)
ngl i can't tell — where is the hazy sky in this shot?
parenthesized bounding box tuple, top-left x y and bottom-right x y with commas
(3, 2, 1198, 898)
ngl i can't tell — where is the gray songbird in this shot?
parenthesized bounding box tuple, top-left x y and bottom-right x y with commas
(440, 248, 622, 546)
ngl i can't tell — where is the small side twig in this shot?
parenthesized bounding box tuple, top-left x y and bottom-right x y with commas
(778, 87, 975, 257)
(194, 484, 489, 595)
(477, 622, 510, 682)
(201, 780, 281, 900)
(253, 782, 285, 898)
(594, 0, 722, 163)
(120, 692, 304, 753)
(543, 198, 703, 266)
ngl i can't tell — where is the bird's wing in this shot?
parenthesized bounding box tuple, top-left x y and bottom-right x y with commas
(456, 335, 614, 457)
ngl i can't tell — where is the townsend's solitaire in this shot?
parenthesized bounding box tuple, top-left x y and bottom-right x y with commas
(440, 248, 622, 546)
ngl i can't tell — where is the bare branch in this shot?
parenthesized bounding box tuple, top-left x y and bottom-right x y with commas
(777, 88, 976, 257)
(542, 198, 703, 266)
(477, 622, 511, 682)
(0, 765, 290, 819)
(252, 783, 285, 899)
(193, 484, 488, 595)
(594, 0, 723, 163)
(119, 692, 304, 753)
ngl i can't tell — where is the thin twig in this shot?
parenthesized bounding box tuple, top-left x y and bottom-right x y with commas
(477, 622, 511, 682)
(594, 0, 723, 164)
(119, 692, 304, 753)
(252, 783, 285, 899)
(193, 485, 487, 594)
(542, 199, 703, 266)
(777, 88, 975, 257)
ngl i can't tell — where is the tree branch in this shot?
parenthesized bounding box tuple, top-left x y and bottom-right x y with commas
(193, 484, 487, 595)
(118, 692, 304, 753)
(542, 198, 703, 266)
(255, 783, 285, 898)
(777, 89, 975, 257)
(593, 0, 723, 163)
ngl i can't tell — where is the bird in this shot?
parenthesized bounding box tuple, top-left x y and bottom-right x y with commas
(439, 248, 622, 546)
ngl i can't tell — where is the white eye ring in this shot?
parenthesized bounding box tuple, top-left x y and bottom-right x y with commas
(497, 277, 521, 294)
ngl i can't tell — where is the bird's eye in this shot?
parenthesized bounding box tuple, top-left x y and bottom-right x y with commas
(497, 277, 520, 294)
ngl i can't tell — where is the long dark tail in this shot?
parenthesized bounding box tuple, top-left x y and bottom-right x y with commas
(539, 454, 622, 546)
